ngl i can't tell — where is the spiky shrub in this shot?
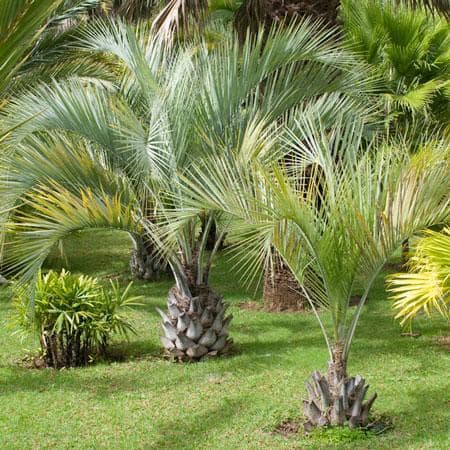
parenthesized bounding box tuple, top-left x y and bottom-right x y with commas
(13, 270, 140, 368)
(387, 227, 450, 328)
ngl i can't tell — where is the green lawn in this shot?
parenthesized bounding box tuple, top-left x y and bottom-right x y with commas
(0, 231, 449, 449)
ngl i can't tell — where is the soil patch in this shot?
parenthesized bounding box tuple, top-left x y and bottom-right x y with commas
(272, 419, 301, 436)
(436, 335, 450, 350)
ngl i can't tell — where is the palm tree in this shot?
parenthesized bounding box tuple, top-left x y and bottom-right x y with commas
(150, 0, 450, 309)
(1, 20, 373, 357)
(167, 117, 449, 427)
(341, 0, 450, 132)
(0, 0, 116, 281)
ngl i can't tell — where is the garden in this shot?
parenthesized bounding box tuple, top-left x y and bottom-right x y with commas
(0, 1, 449, 449)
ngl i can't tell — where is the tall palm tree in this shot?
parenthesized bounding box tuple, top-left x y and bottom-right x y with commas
(166, 118, 449, 427)
(1, 20, 373, 357)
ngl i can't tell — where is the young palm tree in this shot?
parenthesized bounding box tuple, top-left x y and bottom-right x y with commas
(2, 20, 373, 357)
(167, 117, 449, 426)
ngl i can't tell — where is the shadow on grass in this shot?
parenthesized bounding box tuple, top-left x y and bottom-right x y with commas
(151, 398, 246, 449)
(106, 339, 163, 362)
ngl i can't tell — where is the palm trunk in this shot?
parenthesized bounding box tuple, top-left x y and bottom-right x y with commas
(158, 284, 233, 361)
(235, 0, 340, 38)
(263, 252, 308, 311)
(158, 223, 232, 361)
(130, 234, 168, 281)
(303, 343, 377, 429)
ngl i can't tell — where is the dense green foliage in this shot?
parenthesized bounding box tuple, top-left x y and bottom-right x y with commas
(342, 0, 450, 130)
(12, 270, 140, 367)
(0, 0, 448, 444)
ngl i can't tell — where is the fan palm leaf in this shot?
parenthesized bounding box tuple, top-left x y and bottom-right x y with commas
(387, 227, 450, 325)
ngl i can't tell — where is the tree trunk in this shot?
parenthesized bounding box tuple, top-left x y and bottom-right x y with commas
(303, 343, 377, 429)
(158, 285, 233, 361)
(130, 234, 168, 281)
(235, 0, 340, 37)
(401, 238, 409, 266)
(263, 252, 308, 311)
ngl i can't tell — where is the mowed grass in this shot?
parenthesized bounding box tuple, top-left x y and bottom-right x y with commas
(0, 231, 449, 449)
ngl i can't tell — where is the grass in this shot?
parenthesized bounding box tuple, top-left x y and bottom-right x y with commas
(0, 230, 449, 449)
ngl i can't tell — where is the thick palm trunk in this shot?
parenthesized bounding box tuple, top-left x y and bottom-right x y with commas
(158, 285, 233, 361)
(130, 234, 167, 281)
(263, 253, 308, 311)
(235, 0, 340, 36)
(303, 343, 377, 429)
(158, 220, 232, 361)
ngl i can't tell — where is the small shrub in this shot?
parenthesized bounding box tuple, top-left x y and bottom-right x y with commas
(12, 270, 141, 368)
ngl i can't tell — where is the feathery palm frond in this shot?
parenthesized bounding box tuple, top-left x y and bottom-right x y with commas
(5, 182, 141, 283)
(403, 0, 450, 18)
(151, 0, 209, 41)
(0, 0, 64, 99)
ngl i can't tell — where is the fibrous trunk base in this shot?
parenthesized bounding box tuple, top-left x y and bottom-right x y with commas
(130, 235, 168, 281)
(158, 286, 233, 362)
(263, 258, 308, 312)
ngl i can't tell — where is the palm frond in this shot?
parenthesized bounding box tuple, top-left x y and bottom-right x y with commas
(5, 183, 141, 283)
(387, 227, 450, 325)
(0, 0, 64, 98)
(151, 0, 209, 42)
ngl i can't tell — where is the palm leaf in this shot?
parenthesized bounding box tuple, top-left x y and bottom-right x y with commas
(387, 227, 450, 325)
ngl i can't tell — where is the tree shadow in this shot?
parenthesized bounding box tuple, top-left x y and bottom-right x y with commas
(105, 339, 162, 362)
(151, 398, 247, 450)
